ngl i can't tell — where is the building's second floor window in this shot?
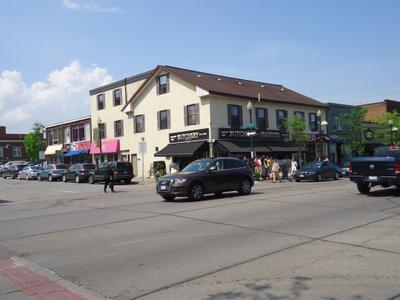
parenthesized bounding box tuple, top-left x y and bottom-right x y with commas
(99, 123, 106, 139)
(294, 111, 305, 119)
(256, 108, 268, 129)
(227, 104, 243, 128)
(158, 109, 170, 130)
(0, 146, 3, 158)
(113, 89, 122, 106)
(309, 113, 318, 132)
(13, 146, 21, 157)
(134, 115, 145, 133)
(276, 110, 288, 129)
(114, 120, 124, 137)
(97, 94, 105, 110)
(72, 123, 86, 142)
(157, 74, 169, 95)
(184, 104, 200, 126)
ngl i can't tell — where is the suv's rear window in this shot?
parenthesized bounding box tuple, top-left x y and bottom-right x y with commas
(374, 147, 400, 159)
(116, 162, 131, 171)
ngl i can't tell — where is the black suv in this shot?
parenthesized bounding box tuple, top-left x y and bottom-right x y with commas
(62, 163, 95, 183)
(88, 161, 134, 184)
(156, 157, 254, 201)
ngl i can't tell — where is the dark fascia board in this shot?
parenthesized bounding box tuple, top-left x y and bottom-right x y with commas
(209, 91, 329, 108)
(45, 115, 91, 129)
(89, 70, 153, 96)
(327, 102, 354, 109)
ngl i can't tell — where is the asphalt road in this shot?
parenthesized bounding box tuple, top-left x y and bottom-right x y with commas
(0, 177, 400, 300)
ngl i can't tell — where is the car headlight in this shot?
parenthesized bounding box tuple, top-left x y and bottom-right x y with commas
(173, 178, 187, 184)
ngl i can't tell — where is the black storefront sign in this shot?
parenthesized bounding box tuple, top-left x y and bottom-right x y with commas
(219, 128, 287, 141)
(169, 128, 210, 143)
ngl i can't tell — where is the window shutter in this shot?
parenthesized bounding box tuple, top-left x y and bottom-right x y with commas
(156, 76, 160, 95)
(265, 108, 269, 129)
(143, 115, 145, 133)
(157, 111, 160, 130)
(167, 110, 171, 129)
(227, 105, 231, 126)
(184, 106, 188, 126)
(239, 106, 243, 127)
(276, 110, 280, 128)
(195, 103, 200, 124)
(133, 116, 137, 133)
(308, 113, 312, 131)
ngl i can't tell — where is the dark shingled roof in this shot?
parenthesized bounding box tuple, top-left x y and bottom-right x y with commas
(122, 65, 327, 111)
(163, 66, 326, 107)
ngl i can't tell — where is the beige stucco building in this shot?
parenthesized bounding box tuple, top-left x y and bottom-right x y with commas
(90, 65, 327, 179)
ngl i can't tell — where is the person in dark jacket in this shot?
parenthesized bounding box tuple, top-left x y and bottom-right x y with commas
(104, 165, 115, 193)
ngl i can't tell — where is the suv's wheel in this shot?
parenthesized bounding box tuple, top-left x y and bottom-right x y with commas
(75, 175, 80, 183)
(316, 174, 322, 182)
(357, 182, 371, 194)
(62, 175, 67, 182)
(38, 175, 42, 181)
(162, 195, 175, 201)
(48, 175, 53, 182)
(238, 178, 252, 195)
(188, 183, 204, 201)
(17, 174, 21, 180)
(334, 172, 339, 180)
(124, 178, 131, 184)
(88, 175, 95, 184)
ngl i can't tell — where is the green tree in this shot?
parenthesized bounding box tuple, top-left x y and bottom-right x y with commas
(373, 110, 400, 146)
(287, 116, 309, 166)
(335, 107, 368, 156)
(23, 122, 45, 162)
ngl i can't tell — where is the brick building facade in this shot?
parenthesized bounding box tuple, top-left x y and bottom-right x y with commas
(0, 126, 28, 162)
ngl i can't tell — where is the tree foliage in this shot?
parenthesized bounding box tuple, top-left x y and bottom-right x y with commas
(287, 116, 309, 165)
(23, 122, 45, 162)
(335, 107, 368, 156)
(373, 110, 400, 146)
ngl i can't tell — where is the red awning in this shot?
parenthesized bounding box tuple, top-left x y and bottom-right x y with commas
(90, 139, 120, 154)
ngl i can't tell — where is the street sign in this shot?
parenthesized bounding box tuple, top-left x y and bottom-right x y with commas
(139, 142, 147, 154)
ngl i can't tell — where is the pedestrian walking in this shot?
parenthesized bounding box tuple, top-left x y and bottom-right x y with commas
(271, 160, 280, 183)
(104, 164, 115, 193)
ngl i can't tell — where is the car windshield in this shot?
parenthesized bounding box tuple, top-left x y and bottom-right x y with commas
(31, 166, 41, 171)
(182, 160, 212, 172)
(304, 161, 322, 168)
(55, 164, 66, 169)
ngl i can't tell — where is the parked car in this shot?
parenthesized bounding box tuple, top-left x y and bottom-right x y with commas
(18, 166, 43, 180)
(3, 164, 26, 179)
(294, 161, 339, 182)
(156, 157, 254, 201)
(38, 164, 66, 181)
(339, 161, 351, 177)
(88, 161, 134, 184)
(350, 146, 400, 194)
(62, 163, 95, 183)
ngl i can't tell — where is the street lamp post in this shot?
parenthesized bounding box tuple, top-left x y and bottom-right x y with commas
(388, 120, 398, 146)
(97, 117, 103, 164)
(246, 100, 255, 160)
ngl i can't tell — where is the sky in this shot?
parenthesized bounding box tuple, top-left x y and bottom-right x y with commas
(1, 0, 400, 133)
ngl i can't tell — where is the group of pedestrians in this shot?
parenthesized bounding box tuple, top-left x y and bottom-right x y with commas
(244, 156, 299, 183)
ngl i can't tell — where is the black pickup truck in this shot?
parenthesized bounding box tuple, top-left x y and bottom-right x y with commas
(349, 146, 400, 194)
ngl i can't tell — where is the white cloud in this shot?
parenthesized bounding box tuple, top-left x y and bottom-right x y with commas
(62, 0, 123, 13)
(0, 60, 113, 133)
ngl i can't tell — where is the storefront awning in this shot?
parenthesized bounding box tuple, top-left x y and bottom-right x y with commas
(64, 149, 89, 157)
(44, 144, 63, 155)
(155, 141, 208, 157)
(90, 139, 120, 154)
(214, 140, 272, 153)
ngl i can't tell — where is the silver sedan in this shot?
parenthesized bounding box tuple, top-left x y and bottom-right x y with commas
(18, 166, 43, 180)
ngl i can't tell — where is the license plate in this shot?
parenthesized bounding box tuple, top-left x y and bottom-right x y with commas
(369, 176, 378, 180)
(299, 174, 304, 177)
(160, 185, 167, 190)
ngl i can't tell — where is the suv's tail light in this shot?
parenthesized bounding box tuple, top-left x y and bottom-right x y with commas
(395, 163, 400, 174)
(349, 163, 352, 174)
(113, 171, 118, 175)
